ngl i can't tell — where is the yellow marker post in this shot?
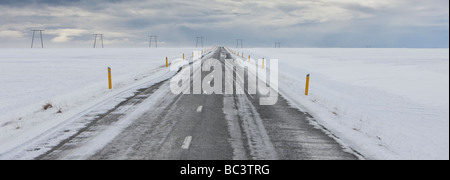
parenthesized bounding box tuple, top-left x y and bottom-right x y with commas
(262, 58, 265, 69)
(305, 74, 310, 96)
(183, 53, 185, 61)
(249, 55, 250, 62)
(242, 53, 244, 58)
(166, 57, 168, 67)
(108, 67, 112, 90)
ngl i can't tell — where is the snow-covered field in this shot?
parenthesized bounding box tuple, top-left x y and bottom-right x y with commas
(241, 48, 449, 160)
(0, 48, 448, 160)
(0, 48, 197, 156)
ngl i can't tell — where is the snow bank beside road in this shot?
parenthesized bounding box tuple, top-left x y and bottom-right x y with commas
(0, 48, 196, 155)
(242, 48, 449, 160)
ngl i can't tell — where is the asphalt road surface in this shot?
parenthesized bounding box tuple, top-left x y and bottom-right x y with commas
(37, 47, 358, 160)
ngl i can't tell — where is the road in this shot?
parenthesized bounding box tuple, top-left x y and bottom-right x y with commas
(36, 47, 358, 160)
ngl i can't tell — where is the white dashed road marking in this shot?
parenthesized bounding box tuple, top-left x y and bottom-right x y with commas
(181, 136, 192, 149)
(197, 106, 203, 112)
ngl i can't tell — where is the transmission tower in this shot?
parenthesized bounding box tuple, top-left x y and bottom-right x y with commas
(236, 39, 243, 49)
(93, 34, 104, 48)
(196, 36, 204, 48)
(275, 42, 281, 48)
(149, 35, 158, 48)
(31, 30, 44, 48)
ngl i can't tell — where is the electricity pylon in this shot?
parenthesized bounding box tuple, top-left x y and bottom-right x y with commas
(31, 30, 44, 48)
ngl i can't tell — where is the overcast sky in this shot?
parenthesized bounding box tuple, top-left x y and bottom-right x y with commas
(0, 0, 448, 48)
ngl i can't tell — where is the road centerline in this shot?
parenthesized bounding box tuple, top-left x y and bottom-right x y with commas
(181, 136, 193, 149)
(196, 106, 203, 112)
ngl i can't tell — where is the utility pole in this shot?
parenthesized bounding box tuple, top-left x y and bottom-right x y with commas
(196, 36, 204, 48)
(31, 30, 44, 48)
(149, 35, 158, 48)
(93, 34, 104, 48)
(236, 39, 243, 49)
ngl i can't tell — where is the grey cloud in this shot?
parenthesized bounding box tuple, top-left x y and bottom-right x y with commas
(0, 0, 82, 7)
(0, 0, 448, 48)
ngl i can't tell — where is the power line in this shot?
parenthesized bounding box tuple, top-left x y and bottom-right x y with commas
(31, 30, 44, 48)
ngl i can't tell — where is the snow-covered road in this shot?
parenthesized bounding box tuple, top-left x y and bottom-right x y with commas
(1, 47, 447, 160)
(10, 47, 358, 160)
